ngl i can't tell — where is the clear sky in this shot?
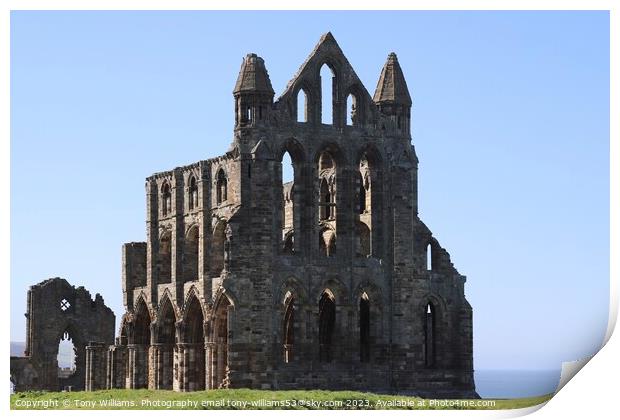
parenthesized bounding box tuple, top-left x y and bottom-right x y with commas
(10, 11, 609, 371)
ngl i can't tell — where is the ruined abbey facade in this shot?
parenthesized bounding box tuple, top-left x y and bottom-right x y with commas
(83, 33, 477, 397)
(10, 278, 115, 392)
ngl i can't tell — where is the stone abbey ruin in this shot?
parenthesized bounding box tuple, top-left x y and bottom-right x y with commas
(10, 278, 115, 392)
(11, 33, 477, 398)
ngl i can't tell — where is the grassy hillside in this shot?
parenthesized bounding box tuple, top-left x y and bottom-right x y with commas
(10, 388, 553, 410)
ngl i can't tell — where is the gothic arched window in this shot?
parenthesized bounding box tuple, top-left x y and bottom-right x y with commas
(283, 294, 295, 363)
(427, 243, 433, 271)
(162, 182, 172, 216)
(188, 175, 198, 210)
(425, 302, 436, 367)
(319, 291, 336, 362)
(359, 293, 370, 362)
(320, 64, 335, 125)
(297, 88, 309, 123)
(216, 169, 227, 204)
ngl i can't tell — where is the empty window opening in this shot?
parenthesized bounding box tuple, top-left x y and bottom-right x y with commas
(397, 115, 402, 129)
(162, 183, 172, 216)
(158, 232, 172, 284)
(319, 232, 327, 256)
(359, 156, 371, 215)
(426, 243, 432, 270)
(327, 234, 336, 256)
(282, 151, 294, 183)
(319, 178, 332, 220)
(425, 302, 435, 367)
(320, 64, 334, 124)
(318, 151, 336, 221)
(359, 293, 370, 363)
(188, 176, 198, 210)
(283, 295, 295, 363)
(246, 106, 252, 123)
(320, 229, 336, 257)
(281, 151, 295, 252)
(297, 89, 308, 123)
(283, 231, 295, 254)
(346, 93, 357, 126)
(319, 291, 336, 362)
(183, 226, 199, 282)
(258, 106, 263, 120)
(57, 331, 76, 377)
(216, 169, 227, 204)
(60, 298, 71, 312)
(357, 155, 373, 256)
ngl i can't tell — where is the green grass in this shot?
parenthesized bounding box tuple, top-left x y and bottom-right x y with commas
(10, 388, 553, 410)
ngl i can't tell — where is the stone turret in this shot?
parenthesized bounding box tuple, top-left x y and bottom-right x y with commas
(233, 53, 274, 129)
(373, 52, 412, 137)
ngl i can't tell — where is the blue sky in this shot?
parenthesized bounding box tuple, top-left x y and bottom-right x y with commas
(10, 11, 609, 371)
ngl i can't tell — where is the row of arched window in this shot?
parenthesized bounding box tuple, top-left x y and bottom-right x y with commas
(123, 290, 439, 392)
(160, 170, 229, 217)
(281, 147, 375, 258)
(155, 222, 228, 284)
(125, 293, 233, 390)
(282, 290, 439, 367)
(295, 64, 362, 127)
(158, 146, 381, 262)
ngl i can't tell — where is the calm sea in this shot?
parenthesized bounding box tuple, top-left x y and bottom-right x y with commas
(475, 369, 561, 399)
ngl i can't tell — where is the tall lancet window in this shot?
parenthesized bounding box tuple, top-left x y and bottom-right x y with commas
(319, 291, 336, 362)
(356, 155, 372, 257)
(162, 183, 172, 216)
(297, 88, 308, 123)
(320, 64, 335, 125)
(283, 294, 295, 363)
(188, 175, 198, 210)
(356, 173, 364, 214)
(346, 93, 358, 126)
(281, 151, 295, 253)
(425, 302, 435, 367)
(216, 169, 227, 204)
(359, 293, 370, 363)
(426, 243, 432, 271)
(318, 151, 335, 221)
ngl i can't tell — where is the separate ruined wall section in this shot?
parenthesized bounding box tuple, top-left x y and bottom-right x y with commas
(11, 278, 115, 392)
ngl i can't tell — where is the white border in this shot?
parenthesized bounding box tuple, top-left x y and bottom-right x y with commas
(2, 1, 617, 420)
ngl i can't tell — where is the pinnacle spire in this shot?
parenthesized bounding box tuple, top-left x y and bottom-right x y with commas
(373, 52, 412, 106)
(233, 53, 274, 95)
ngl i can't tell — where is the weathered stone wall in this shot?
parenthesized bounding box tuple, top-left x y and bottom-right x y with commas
(85, 342, 108, 391)
(10, 278, 115, 391)
(111, 33, 477, 398)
